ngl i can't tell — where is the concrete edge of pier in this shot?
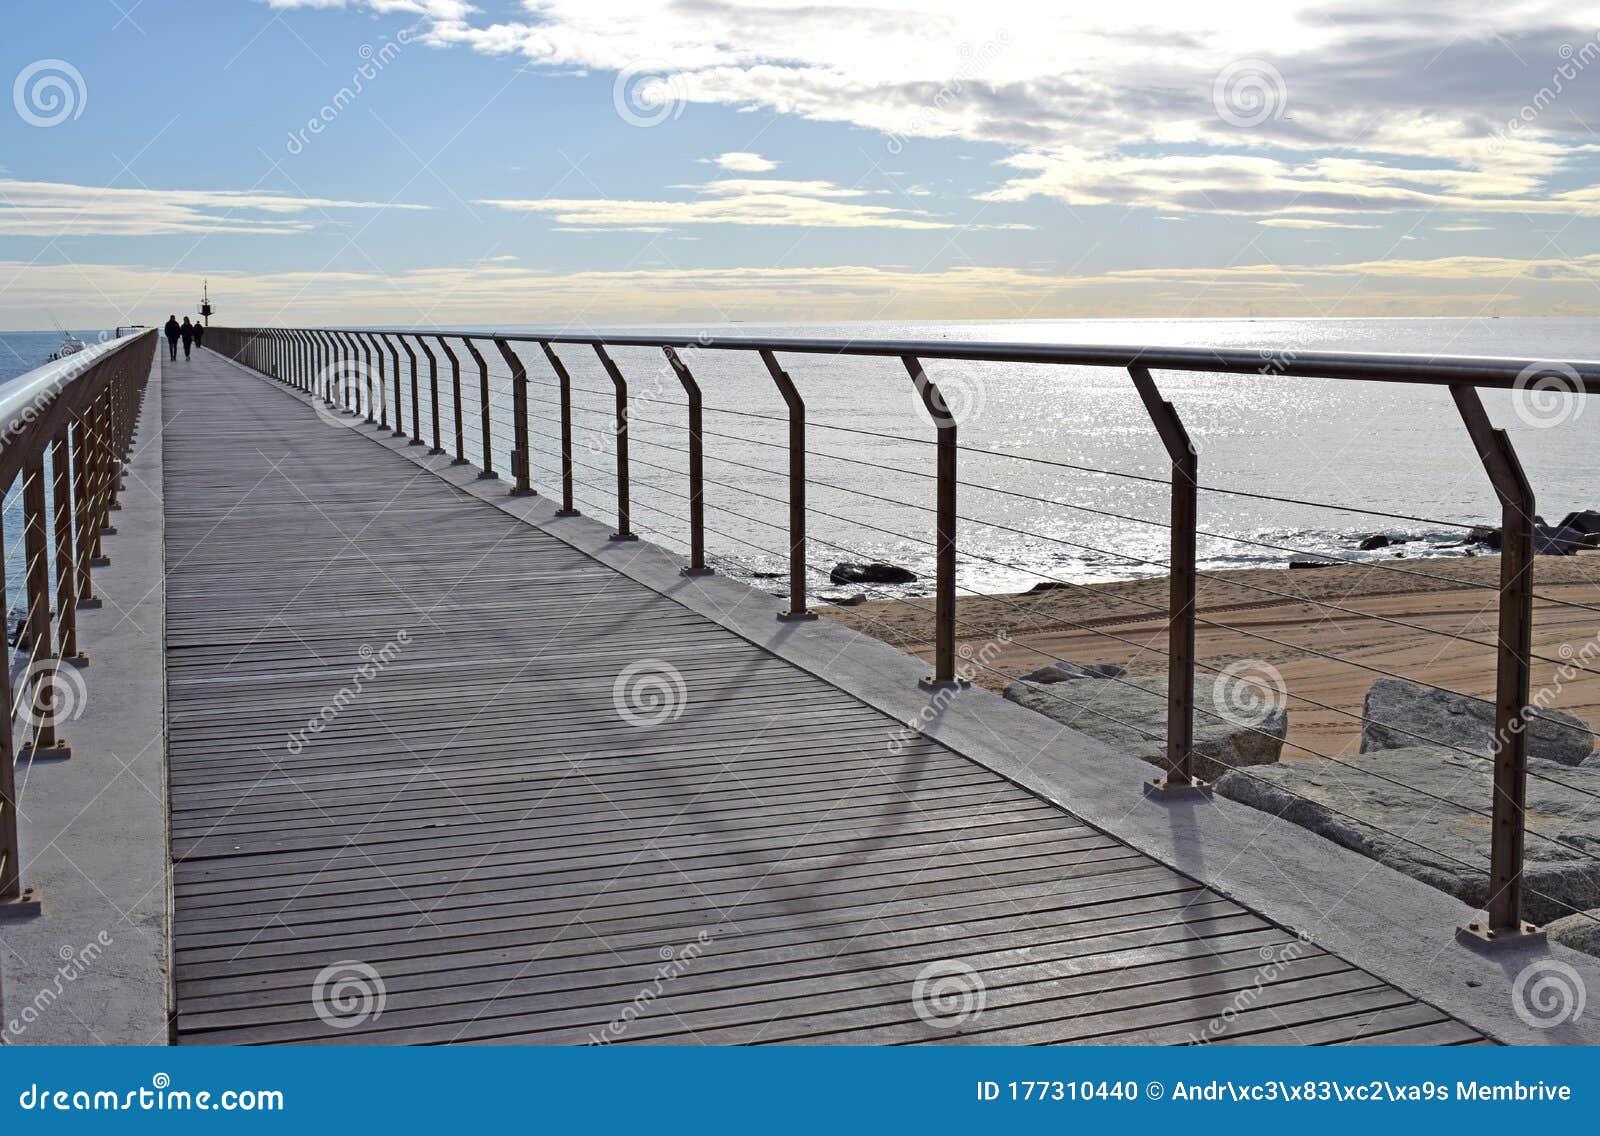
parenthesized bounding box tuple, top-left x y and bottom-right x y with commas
(235, 356, 1600, 1047)
(0, 349, 171, 1046)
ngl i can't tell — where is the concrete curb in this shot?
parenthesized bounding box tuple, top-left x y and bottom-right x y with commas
(236, 359, 1600, 1046)
(0, 348, 170, 1045)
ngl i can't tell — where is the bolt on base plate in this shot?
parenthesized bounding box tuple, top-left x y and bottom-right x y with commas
(1456, 920, 1547, 951)
(1144, 775, 1213, 800)
(919, 676, 971, 691)
(20, 742, 72, 763)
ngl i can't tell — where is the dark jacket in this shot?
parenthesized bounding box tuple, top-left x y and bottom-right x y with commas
(192, 323, 204, 343)
(180, 320, 195, 344)
(164, 318, 180, 341)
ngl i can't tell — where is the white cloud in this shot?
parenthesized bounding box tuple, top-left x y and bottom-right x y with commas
(0, 179, 427, 237)
(710, 151, 778, 173)
(477, 174, 1023, 230)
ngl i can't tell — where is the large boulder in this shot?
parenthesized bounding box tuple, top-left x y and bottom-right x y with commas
(829, 562, 918, 585)
(1545, 908, 1600, 958)
(1361, 677, 1595, 766)
(1003, 673, 1287, 782)
(1021, 661, 1127, 684)
(1559, 510, 1600, 538)
(1216, 747, 1600, 924)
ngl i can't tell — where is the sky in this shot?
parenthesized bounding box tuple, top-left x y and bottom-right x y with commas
(2, 0, 1600, 329)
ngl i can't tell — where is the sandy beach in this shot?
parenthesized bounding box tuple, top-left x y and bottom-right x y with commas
(819, 552, 1600, 761)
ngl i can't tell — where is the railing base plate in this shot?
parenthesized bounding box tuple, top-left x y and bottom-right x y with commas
(408, 439, 426, 447)
(20, 742, 72, 763)
(0, 888, 43, 921)
(477, 471, 499, 481)
(919, 676, 970, 691)
(62, 653, 89, 668)
(449, 458, 470, 466)
(90, 556, 110, 568)
(1456, 921, 1546, 951)
(554, 508, 581, 518)
(509, 488, 537, 498)
(1144, 776, 1213, 800)
(428, 447, 446, 456)
(101, 525, 118, 536)
(76, 597, 102, 611)
(681, 566, 714, 577)
(777, 610, 818, 622)
(609, 532, 639, 542)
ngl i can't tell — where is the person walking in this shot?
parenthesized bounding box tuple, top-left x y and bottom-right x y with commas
(192, 321, 205, 351)
(180, 317, 195, 361)
(164, 314, 180, 361)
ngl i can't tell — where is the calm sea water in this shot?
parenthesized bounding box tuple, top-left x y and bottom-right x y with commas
(1, 318, 1594, 603)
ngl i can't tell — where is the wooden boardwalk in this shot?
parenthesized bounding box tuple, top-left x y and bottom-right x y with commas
(162, 350, 1482, 1045)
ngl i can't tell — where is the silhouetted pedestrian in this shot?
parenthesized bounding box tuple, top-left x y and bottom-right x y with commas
(164, 315, 180, 361)
(180, 317, 195, 360)
(192, 321, 204, 350)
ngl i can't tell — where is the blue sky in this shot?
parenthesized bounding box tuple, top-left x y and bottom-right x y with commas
(3, 0, 1600, 329)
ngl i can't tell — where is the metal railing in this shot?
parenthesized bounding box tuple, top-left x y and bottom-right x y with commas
(0, 330, 155, 913)
(209, 324, 1599, 949)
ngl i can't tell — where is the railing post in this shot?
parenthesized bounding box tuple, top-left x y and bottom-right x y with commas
(52, 427, 84, 665)
(71, 411, 99, 610)
(21, 451, 68, 760)
(494, 339, 536, 497)
(591, 345, 637, 541)
(392, 335, 420, 445)
(0, 519, 35, 912)
(337, 332, 360, 413)
(436, 337, 468, 465)
(357, 333, 376, 422)
(1452, 385, 1542, 947)
(381, 334, 404, 438)
(417, 337, 444, 454)
(539, 343, 580, 517)
(462, 338, 496, 479)
(663, 347, 710, 574)
(1130, 366, 1205, 798)
(759, 349, 815, 621)
(903, 355, 958, 685)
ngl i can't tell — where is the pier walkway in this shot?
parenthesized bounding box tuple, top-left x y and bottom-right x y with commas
(155, 349, 1480, 1045)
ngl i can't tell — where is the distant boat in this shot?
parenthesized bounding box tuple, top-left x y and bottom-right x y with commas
(46, 330, 87, 361)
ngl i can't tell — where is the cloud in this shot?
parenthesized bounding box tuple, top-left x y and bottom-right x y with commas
(263, 0, 1600, 226)
(477, 174, 1023, 230)
(11, 248, 1600, 330)
(1257, 218, 1381, 229)
(0, 179, 427, 237)
(710, 151, 778, 173)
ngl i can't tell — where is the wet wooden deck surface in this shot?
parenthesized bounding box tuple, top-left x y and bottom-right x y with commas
(162, 349, 1483, 1045)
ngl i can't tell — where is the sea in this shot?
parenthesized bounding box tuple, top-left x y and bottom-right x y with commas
(0, 318, 1594, 603)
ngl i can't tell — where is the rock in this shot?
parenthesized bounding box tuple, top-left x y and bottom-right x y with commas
(1559, 510, 1600, 538)
(1544, 909, 1600, 959)
(1359, 534, 1395, 551)
(818, 592, 866, 606)
(1469, 525, 1503, 550)
(1003, 673, 1286, 782)
(1020, 661, 1127, 684)
(1361, 676, 1596, 766)
(1289, 558, 1339, 569)
(1026, 581, 1071, 594)
(1535, 523, 1581, 556)
(1216, 747, 1600, 924)
(751, 571, 785, 579)
(829, 561, 918, 585)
